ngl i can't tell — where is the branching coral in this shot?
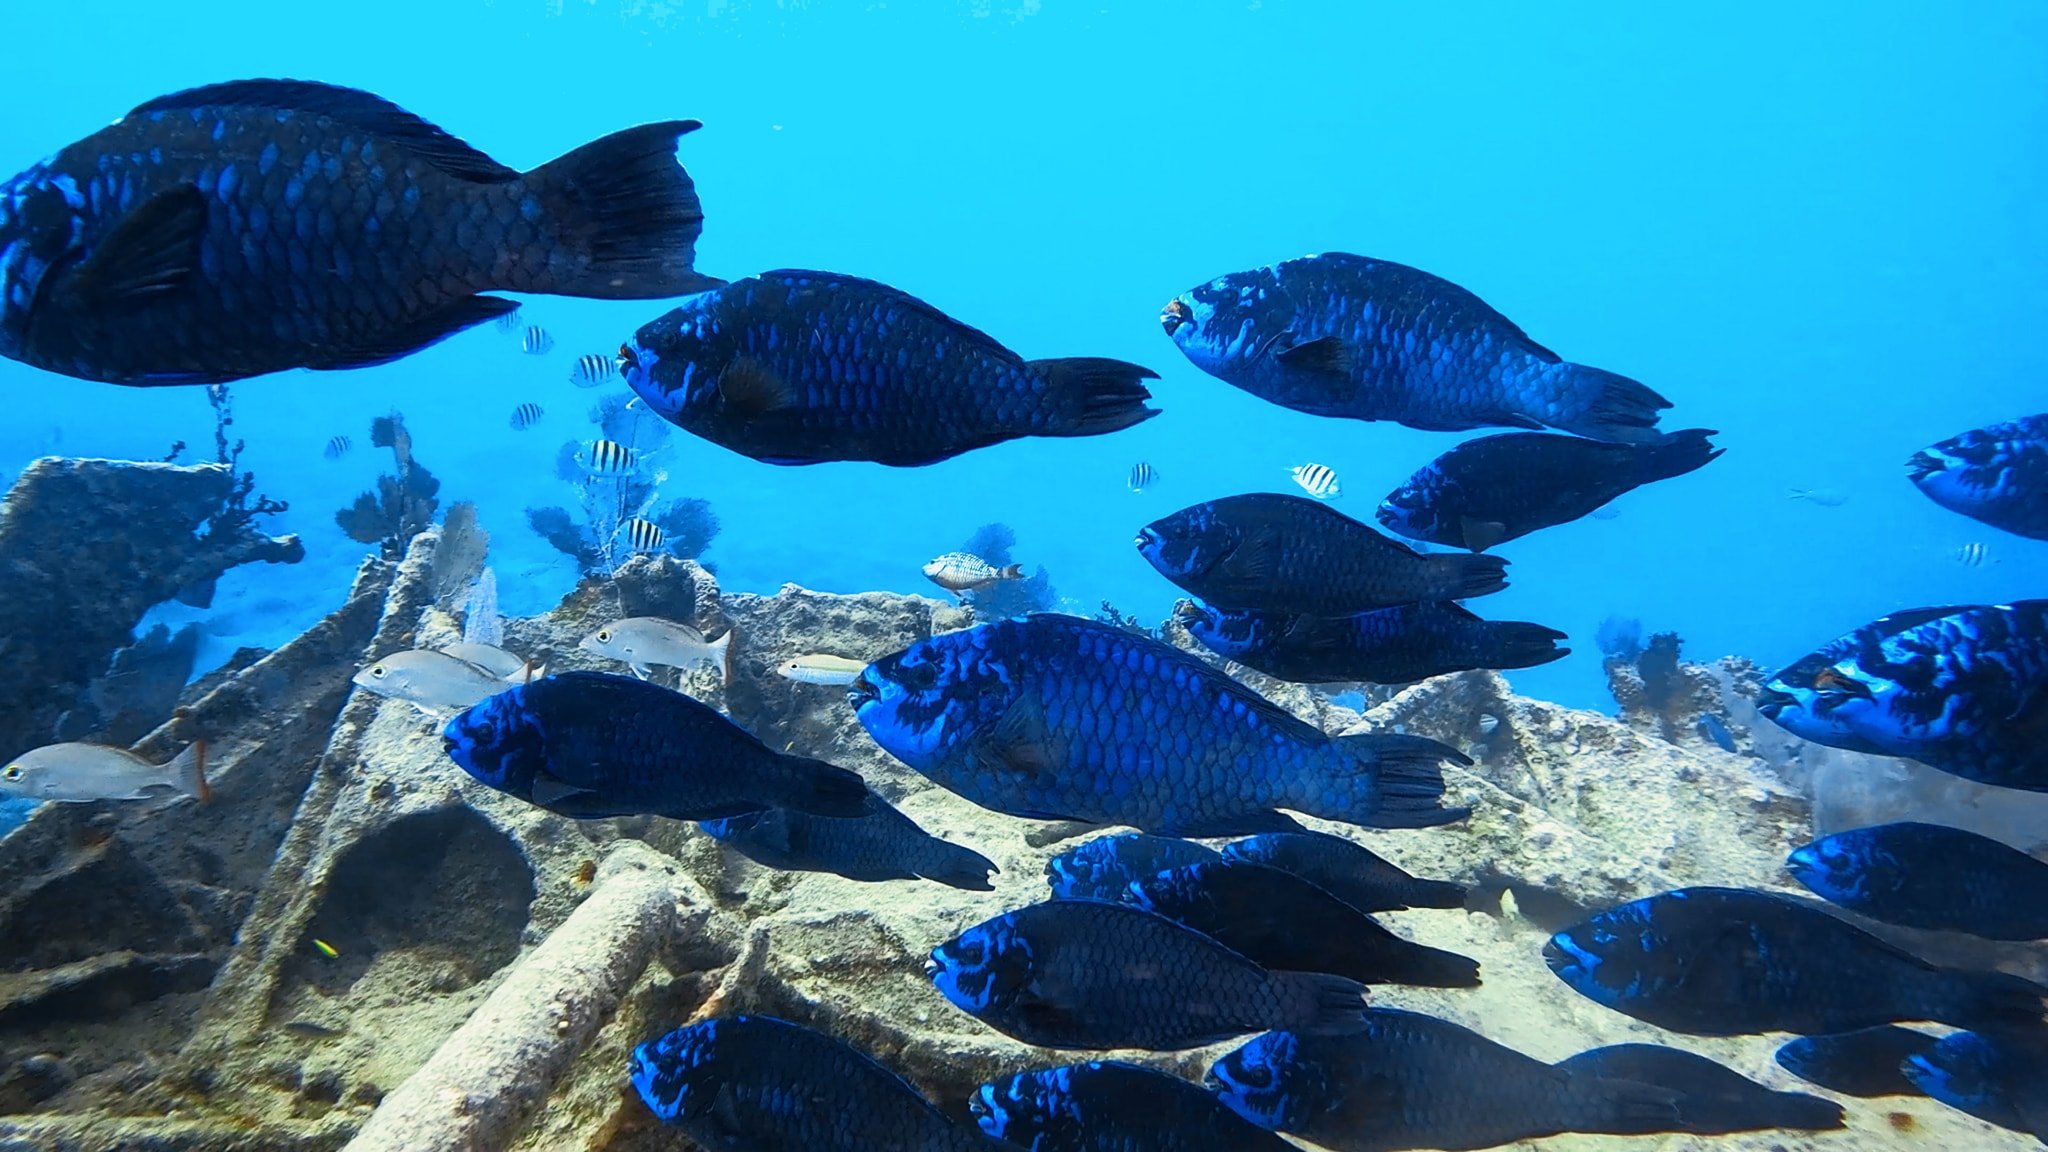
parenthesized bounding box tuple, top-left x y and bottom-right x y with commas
(336, 411, 441, 558)
(526, 392, 719, 573)
(958, 522, 1055, 617)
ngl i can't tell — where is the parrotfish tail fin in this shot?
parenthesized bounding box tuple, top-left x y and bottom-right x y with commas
(1444, 553, 1510, 599)
(772, 755, 874, 819)
(1311, 733, 1472, 829)
(1265, 970, 1370, 1036)
(1401, 877, 1471, 910)
(1558, 1073, 1684, 1136)
(1482, 621, 1571, 670)
(170, 740, 210, 804)
(1553, 363, 1672, 443)
(1635, 427, 1724, 485)
(999, 564, 1024, 580)
(522, 121, 724, 299)
(1027, 358, 1162, 437)
(1936, 967, 2048, 1032)
(711, 626, 736, 687)
(915, 836, 999, 892)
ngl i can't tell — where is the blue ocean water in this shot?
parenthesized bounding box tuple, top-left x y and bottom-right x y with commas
(0, 0, 2042, 714)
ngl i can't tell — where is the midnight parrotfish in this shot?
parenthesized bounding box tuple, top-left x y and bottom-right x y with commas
(1757, 601, 2048, 791)
(849, 614, 1470, 838)
(619, 269, 1159, 466)
(1138, 494, 1508, 618)
(1376, 428, 1723, 552)
(971, 1061, 1300, 1152)
(1221, 830, 1467, 914)
(1544, 886, 2048, 1036)
(628, 1015, 1006, 1152)
(1774, 1026, 1942, 1097)
(0, 79, 715, 387)
(1044, 832, 1222, 902)
(1556, 1043, 1844, 1135)
(1160, 253, 1671, 443)
(925, 899, 1369, 1051)
(700, 789, 996, 891)
(1786, 821, 2048, 941)
(1909, 414, 2048, 540)
(441, 671, 870, 821)
(1176, 599, 1566, 685)
(1904, 1028, 2048, 1141)
(1206, 1011, 1682, 1152)
(1125, 858, 1481, 988)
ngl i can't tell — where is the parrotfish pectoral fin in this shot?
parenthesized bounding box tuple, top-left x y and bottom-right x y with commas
(979, 696, 1065, 779)
(1459, 517, 1509, 553)
(1273, 334, 1353, 376)
(716, 355, 798, 416)
(530, 770, 599, 808)
(67, 185, 207, 309)
(309, 296, 521, 372)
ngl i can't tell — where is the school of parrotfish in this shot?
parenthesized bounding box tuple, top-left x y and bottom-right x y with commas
(0, 77, 2044, 1150)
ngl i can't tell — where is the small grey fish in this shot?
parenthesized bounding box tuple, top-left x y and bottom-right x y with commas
(1697, 714, 1737, 753)
(1955, 541, 1991, 567)
(438, 643, 541, 682)
(776, 654, 869, 686)
(509, 401, 545, 431)
(1128, 461, 1158, 492)
(578, 617, 733, 683)
(1, 740, 208, 804)
(520, 325, 555, 356)
(621, 517, 666, 553)
(323, 434, 351, 459)
(1788, 487, 1849, 507)
(282, 1019, 346, 1040)
(352, 649, 513, 714)
(570, 351, 616, 387)
(1290, 462, 1341, 499)
(494, 309, 524, 334)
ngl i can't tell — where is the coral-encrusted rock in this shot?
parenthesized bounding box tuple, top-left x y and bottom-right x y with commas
(0, 459, 302, 762)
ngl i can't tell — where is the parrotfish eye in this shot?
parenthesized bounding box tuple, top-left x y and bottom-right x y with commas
(616, 344, 637, 374)
(901, 660, 940, 692)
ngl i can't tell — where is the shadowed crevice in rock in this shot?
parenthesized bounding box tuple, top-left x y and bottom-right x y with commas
(0, 837, 210, 972)
(285, 806, 534, 1001)
(0, 953, 218, 1031)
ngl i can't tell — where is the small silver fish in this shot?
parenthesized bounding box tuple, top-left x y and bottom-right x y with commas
(1476, 714, 1500, 738)
(775, 653, 869, 686)
(575, 439, 639, 477)
(509, 402, 545, 431)
(570, 353, 616, 388)
(621, 517, 666, 553)
(922, 551, 1023, 594)
(1128, 461, 1158, 492)
(1290, 462, 1342, 499)
(438, 643, 544, 683)
(578, 618, 733, 683)
(1788, 487, 1849, 507)
(0, 741, 208, 804)
(494, 309, 524, 334)
(323, 435, 351, 460)
(521, 325, 555, 356)
(1954, 541, 1992, 567)
(352, 650, 512, 715)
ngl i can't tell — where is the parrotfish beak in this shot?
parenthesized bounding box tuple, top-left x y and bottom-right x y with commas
(1784, 845, 1819, 880)
(1905, 448, 1948, 483)
(1172, 599, 1204, 626)
(1160, 299, 1191, 337)
(845, 670, 880, 711)
(1134, 527, 1161, 554)
(1542, 934, 1594, 981)
(922, 956, 942, 979)
(1754, 686, 1793, 719)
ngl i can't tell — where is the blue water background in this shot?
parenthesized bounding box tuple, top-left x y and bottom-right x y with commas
(0, 1, 2042, 714)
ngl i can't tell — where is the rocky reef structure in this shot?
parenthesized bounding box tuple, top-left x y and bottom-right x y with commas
(0, 459, 303, 765)
(0, 534, 2038, 1149)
